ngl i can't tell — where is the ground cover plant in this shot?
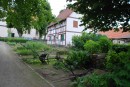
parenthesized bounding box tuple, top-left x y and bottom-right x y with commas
(0, 37, 28, 43)
(69, 33, 130, 87)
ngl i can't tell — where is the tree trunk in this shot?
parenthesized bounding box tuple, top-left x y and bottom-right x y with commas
(17, 28, 23, 37)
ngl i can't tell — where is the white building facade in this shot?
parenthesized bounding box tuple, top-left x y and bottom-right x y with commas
(47, 8, 90, 46)
(0, 21, 39, 39)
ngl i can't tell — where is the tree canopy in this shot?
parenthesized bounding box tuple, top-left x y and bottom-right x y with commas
(0, 0, 54, 37)
(67, 0, 130, 32)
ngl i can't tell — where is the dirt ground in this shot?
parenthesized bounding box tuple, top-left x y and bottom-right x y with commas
(31, 64, 72, 87)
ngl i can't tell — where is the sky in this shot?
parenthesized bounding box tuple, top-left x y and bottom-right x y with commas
(47, 0, 70, 16)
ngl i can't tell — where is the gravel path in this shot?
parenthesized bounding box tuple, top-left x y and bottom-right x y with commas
(0, 42, 52, 87)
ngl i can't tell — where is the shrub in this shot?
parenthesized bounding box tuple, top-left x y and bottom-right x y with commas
(72, 35, 84, 50)
(105, 50, 130, 87)
(53, 61, 66, 70)
(0, 37, 28, 43)
(71, 50, 130, 87)
(84, 40, 101, 54)
(20, 41, 52, 59)
(25, 41, 52, 51)
(72, 32, 104, 50)
(65, 50, 91, 69)
(98, 37, 112, 53)
(112, 44, 130, 53)
(71, 73, 109, 87)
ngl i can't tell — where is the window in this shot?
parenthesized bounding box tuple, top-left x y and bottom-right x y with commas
(61, 34, 64, 41)
(73, 21, 78, 28)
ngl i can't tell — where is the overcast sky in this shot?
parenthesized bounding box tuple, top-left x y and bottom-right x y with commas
(47, 0, 72, 16)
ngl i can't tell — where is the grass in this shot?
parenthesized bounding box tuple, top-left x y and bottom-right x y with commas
(17, 49, 32, 55)
(22, 58, 41, 64)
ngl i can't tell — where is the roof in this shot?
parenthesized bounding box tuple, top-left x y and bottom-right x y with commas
(99, 30, 130, 39)
(57, 8, 73, 20)
(48, 8, 73, 27)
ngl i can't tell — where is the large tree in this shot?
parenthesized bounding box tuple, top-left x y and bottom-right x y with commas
(67, 0, 130, 32)
(0, 0, 53, 37)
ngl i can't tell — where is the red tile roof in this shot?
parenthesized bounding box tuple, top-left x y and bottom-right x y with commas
(99, 30, 130, 39)
(57, 8, 73, 20)
(48, 8, 73, 27)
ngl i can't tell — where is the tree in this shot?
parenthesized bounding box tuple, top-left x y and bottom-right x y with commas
(0, 0, 54, 37)
(32, 0, 55, 38)
(67, 0, 130, 32)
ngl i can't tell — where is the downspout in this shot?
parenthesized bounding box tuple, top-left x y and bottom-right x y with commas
(65, 19, 67, 46)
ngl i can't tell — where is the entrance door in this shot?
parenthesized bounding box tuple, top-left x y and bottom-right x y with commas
(11, 33, 15, 37)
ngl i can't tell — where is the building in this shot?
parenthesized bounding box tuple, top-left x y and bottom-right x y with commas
(99, 30, 130, 44)
(46, 8, 90, 46)
(0, 21, 39, 39)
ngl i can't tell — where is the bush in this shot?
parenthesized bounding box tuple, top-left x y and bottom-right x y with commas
(65, 50, 91, 69)
(53, 61, 66, 70)
(72, 35, 84, 50)
(98, 37, 112, 53)
(84, 40, 101, 54)
(23, 41, 52, 58)
(71, 73, 109, 87)
(25, 41, 52, 51)
(72, 32, 104, 50)
(71, 50, 130, 87)
(105, 50, 130, 87)
(112, 44, 130, 53)
(0, 37, 28, 43)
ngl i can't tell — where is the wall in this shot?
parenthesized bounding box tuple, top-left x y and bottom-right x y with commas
(66, 32, 81, 46)
(113, 39, 125, 44)
(0, 21, 8, 37)
(22, 29, 39, 39)
(65, 12, 90, 46)
(66, 12, 84, 32)
(0, 21, 39, 39)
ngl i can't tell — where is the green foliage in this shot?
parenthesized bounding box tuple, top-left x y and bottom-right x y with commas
(106, 50, 130, 71)
(0, 37, 28, 43)
(71, 44, 130, 87)
(53, 61, 66, 70)
(112, 44, 130, 53)
(72, 50, 130, 87)
(98, 37, 112, 53)
(72, 73, 109, 87)
(24, 41, 52, 58)
(65, 50, 90, 69)
(17, 49, 32, 55)
(7, 42, 16, 46)
(68, 0, 130, 32)
(3, 0, 54, 37)
(72, 35, 84, 50)
(84, 40, 100, 54)
(22, 58, 41, 64)
(26, 41, 52, 51)
(105, 50, 130, 87)
(72, 32, 104, 50)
